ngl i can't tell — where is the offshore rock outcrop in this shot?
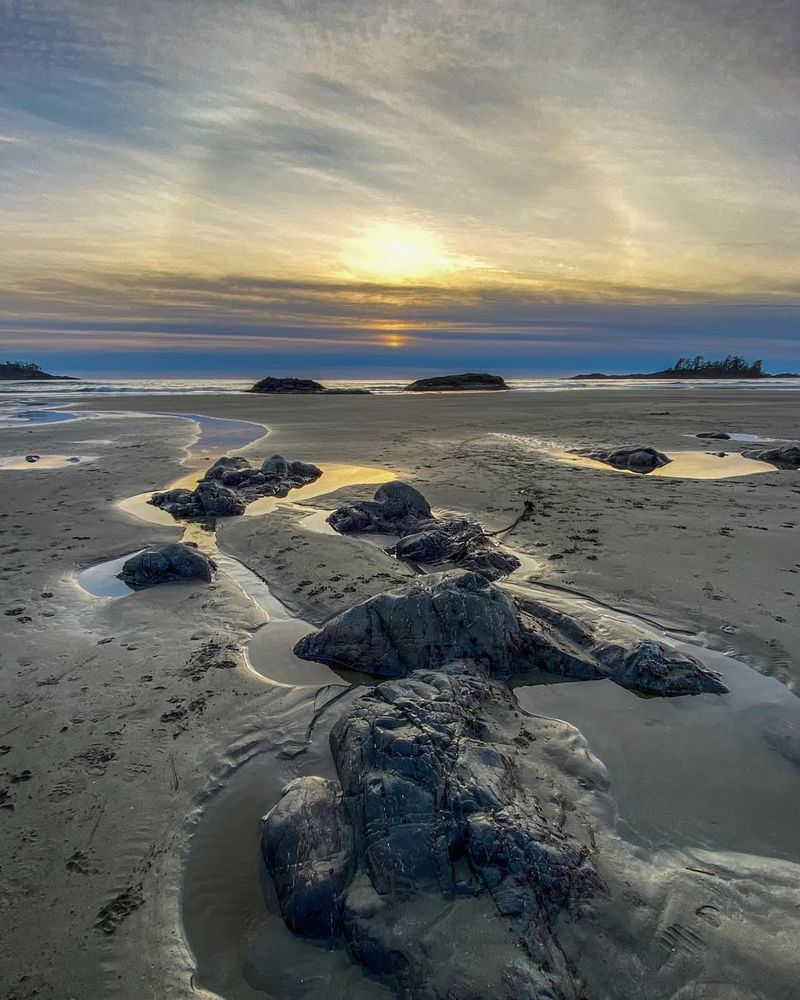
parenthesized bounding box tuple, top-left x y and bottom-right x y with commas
(569, 445, 671, 473)
(327, 481, 520, 581)
(149, 454, 322, 519)
(294, 571, 728, 697)
(403, 372, 510, 392)
(117, 542, 216, 588)
(262, 662, 600, 999)
(249, 376, 326, 393)
(741, 444, 800, 470)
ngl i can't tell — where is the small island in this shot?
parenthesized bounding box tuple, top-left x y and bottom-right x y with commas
(404, 372, 510, 392)
(0, 360, 77, 381)
(248, 376, 370, 394)
(572, 356, 798, 380)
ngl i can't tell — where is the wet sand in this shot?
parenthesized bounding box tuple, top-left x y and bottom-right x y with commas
(1, 388, 799, 998)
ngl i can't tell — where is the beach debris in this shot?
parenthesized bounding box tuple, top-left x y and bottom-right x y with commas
(149, 453, 322, 518)
(568, 445, 671, 474)
(328, 481, 520, 580)
(263, 661, 598, 998)
(117, 542, 216, 589)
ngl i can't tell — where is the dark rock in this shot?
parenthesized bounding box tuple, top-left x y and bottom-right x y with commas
(263, 663, 597, 998)
(696, 432, 731, 440)
(25, 455, 40, 463)
(249, 376, 325, 394)
(295, 571, 729, 697)
(570, 445, 671, 474)
(394, 518, 521, 581)
(262, 776, 354, 937)
(194, 480, 247, 516)
(741, 444, 800, 470)
(66, 456, 81, 463)
(117, 542, 216, 589)
(596, 639, 728, 696)
(150, 453, 321, 519)
(327, 480, 432, 535)
(328, 482, 519, 580)
(404, 372, 509, 392)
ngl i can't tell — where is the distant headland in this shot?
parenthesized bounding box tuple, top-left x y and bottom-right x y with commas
(572, 356, 798, 380)
(0, 361, 77, 381)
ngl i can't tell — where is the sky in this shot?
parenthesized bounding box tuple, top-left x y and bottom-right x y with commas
(1, 0, 798, 377)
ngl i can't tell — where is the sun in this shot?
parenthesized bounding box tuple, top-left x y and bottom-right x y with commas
(342, 223, 460, 283)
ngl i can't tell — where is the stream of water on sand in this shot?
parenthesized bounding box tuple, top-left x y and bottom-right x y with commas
(76, 409, 800, 999)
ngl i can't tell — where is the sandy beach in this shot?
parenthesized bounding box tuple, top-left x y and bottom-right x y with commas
(2, 387, 800, 999)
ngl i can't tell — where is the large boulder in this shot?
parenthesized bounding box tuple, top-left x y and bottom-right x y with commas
(194, 480, 247, 516)
(295, 571, 728, 696)
(404, 372, 509, 392)
(262, 663, 599, 998)
(741, 444, 800, 469)
(570, 445, 671, 474)
(249, 376, 325, 394)
(117, 543, 216, 589)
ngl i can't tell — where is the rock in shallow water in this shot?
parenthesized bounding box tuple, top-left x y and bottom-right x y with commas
(262, 662, 599, 998)
(249, 376, 325, 393)
(327, 481, 520, 581)
(149, 453, 322, 519)
(570, 445, 671, 473)
(117, 542, 216, 588)
(403, 372, 510, 392)
(741, 444, 800, 469)
(294, 570, 728, 696)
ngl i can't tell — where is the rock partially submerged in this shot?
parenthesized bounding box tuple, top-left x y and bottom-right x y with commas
(404, 372, 509, 392)
(741, 444, 800, 470)
(263, 662, 599, 998)
(248, 376, 325, 394)
(294, 571, 728, 696)
(149, 454, 322, 519)
(117, 542, 216, 589)
(570, 445, 671, 474)
(327, 481, 520, 581)
(696, 431, 731, 440)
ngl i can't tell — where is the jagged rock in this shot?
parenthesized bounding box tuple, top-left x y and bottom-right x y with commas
(404, 372, 510, 392)
(249, 376, 325, 393)
(117, 542, 216, 588)
(696, 431, 731, 440)
(150, 453, 322, 519)
(295, 571, 728, 697)
(394, 518, 521, 581)
(741, 444, 800, 470)
(328, 482, 519, 580)
(262, 663, 598, 998)
(570, 445, 671, 473)
(194, 480, 247, 516)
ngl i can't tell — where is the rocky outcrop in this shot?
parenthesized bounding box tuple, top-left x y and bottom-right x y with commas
(570, 445, 671, 474)
(117, 542, 216, 588)
(149, 454, 322, 519)
(404, 372, 509, 392)
(262, 662, 599, 999)
(327, 482, 520, 581)
(696, 431, 731, 440)
(249, 376, 325, 393)
(294, 571, 728, 696)
(741, 444, 800, 469)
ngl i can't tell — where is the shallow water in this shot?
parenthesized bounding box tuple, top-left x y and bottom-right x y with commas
(553, 447, 777, 479)
(76, 552, 140, 597)
(0, 453, 97, 469)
